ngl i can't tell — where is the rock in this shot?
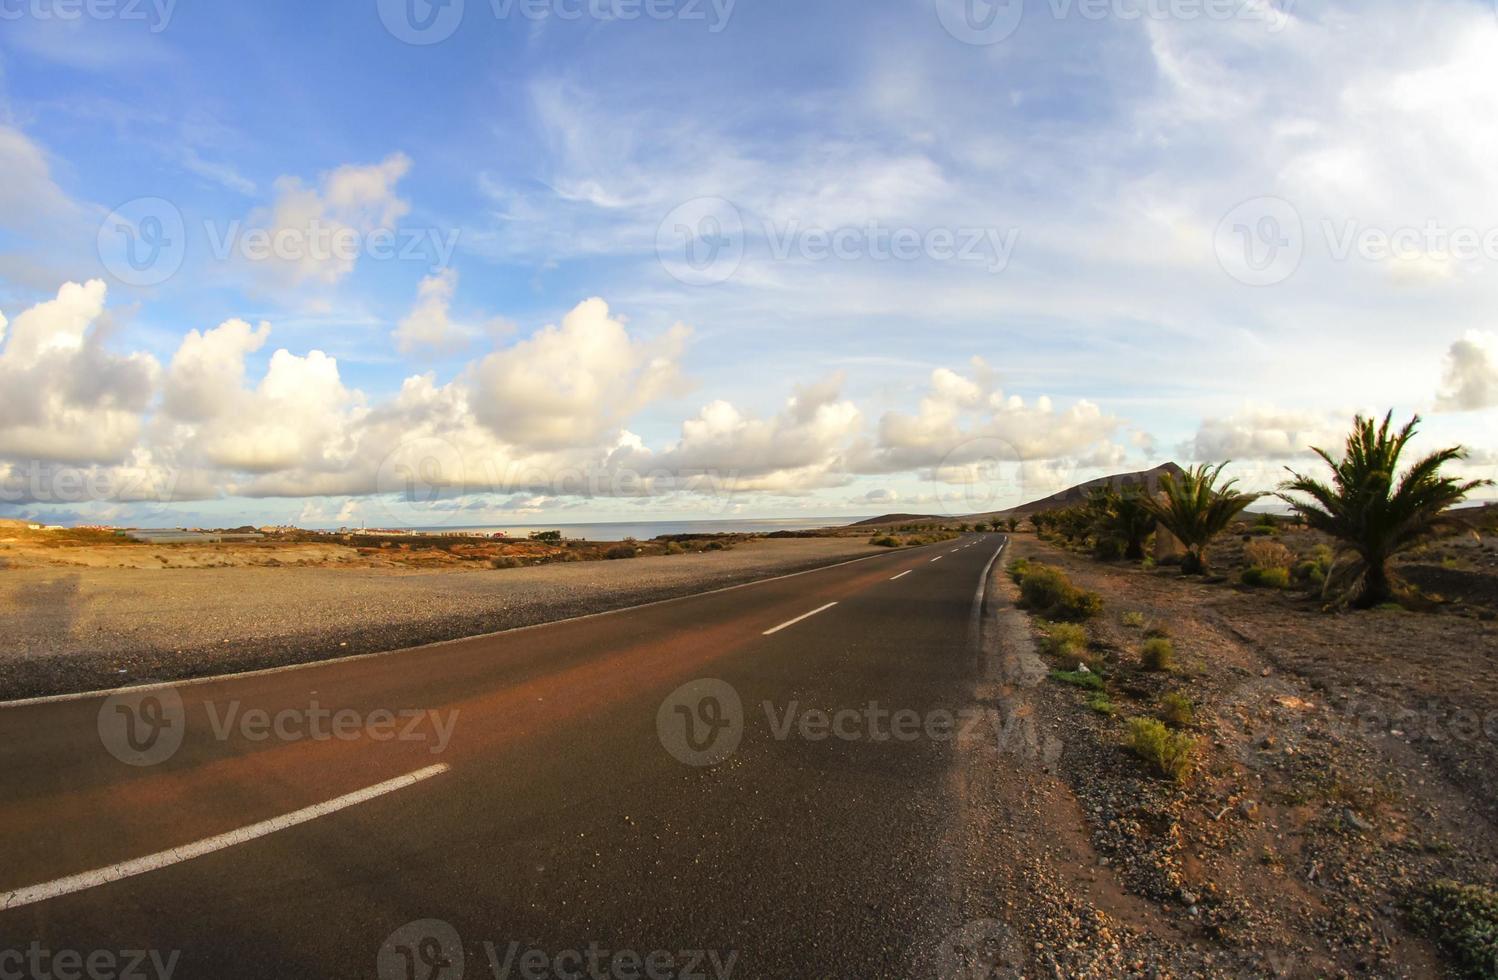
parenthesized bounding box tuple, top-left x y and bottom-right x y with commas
(1344, 809, 1374, 833)
(1239, 799, 1260, 819)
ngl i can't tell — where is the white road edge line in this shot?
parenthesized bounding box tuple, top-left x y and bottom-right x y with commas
(762, 602, 838, 636)
(0, 763, 450, 912)
(890, 570, 912, 581)
(967, 536, 1009, 652)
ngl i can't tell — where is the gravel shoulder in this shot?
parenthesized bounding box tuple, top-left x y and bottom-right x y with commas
(0, 537, 884, 700)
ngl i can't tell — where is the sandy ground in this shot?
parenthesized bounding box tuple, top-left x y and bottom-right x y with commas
(0, 537, 883, 700)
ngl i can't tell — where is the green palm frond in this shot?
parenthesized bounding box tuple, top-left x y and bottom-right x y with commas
(1278, 412, 1493, 608)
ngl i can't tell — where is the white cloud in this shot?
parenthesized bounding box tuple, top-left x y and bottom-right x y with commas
(242, 153, 412, 288)
(648, 374, 863, 493)
(1435, 331, 1498, 412)
(0, 280, 157, 464)
(1185, 406, 1349, 461)
(854, 358, 1127, 476)
(394, 269, 471, 355)
(469, 298, 690, 451)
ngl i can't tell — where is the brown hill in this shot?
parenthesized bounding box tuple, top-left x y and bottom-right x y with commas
(966, 462, 1185, 522)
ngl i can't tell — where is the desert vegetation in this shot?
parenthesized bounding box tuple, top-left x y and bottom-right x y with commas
(1279, 412, 1493, 608)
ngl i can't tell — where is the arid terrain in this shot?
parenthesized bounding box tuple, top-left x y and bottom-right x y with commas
(0, 523, 890, 700)
(980, 520, 1498, 977)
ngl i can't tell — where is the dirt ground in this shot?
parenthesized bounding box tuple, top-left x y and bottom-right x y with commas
(974, 530, 1498, 977)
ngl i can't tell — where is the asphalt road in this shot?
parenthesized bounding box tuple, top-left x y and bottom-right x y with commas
(0, 533, 1008, 980)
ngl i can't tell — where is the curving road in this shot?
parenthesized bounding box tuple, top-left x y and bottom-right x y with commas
(0, 534, 1008, 979)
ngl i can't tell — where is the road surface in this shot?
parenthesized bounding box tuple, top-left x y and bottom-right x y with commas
(0, 534, 1008, 979)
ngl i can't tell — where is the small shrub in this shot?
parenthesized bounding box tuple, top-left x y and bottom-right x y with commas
(871, 535, 900, 548)
(1140, 637, 1174, 672)
(1088, 694, 1115, 716)
(488, 555, 524, 569)
(604, 545, 639, 560)
(1050, 669, 1105, 692)
(1410, 879, 1498, 978)
(1093, 536, 1127, 561)
(1242, 566, 1292, 589)
(704, 540, 729, 551)
(529, 530, 563, 543)
(665, 541, 685, 555)
(1014, 561, 1103, 622)
(1159, 691, 1194, 727)
(1039, 621, 1088, 658)
(1126, 717, 1195, 782)
(1293, 560, 1326, 588)
(1244, 539, 1294, 571)
(1143, 623, 1171, 640)
(1007, 557, 1031, 584)
(1122, 611, 1146, 629)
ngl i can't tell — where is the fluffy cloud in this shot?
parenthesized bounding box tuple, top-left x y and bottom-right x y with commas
(243, 153, 412, 288)
(1435, 331, 1498, 412)
(0, 280, 158, 464)
(470, 298, 690, 451)
(854, 359, 1127, 477)
(394, 269, 470, 355)
(647, 374, 862, 493)
(0, 285, 1150, 516)
(1185, 406, 1348, 461)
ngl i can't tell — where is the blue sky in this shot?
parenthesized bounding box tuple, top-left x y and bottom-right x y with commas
(1, 0, 1496, 528)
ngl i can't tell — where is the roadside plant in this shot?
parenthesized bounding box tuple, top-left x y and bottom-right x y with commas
(1140, 637, 1174, 671)
(1159, 691, 1194, 727)
(1142, 463, 1260, 574)
(1126, 717, 1195, 782)
(1090, 487, 1157, 562)
(1278, 413, 1493, 608)
(1410, 879, 1498, 978)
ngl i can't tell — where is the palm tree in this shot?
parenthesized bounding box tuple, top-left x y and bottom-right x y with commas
(1142, 463, 1259, 573)
(1091, 486, 1157, 562)
(1278, 412, 1492, 608)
